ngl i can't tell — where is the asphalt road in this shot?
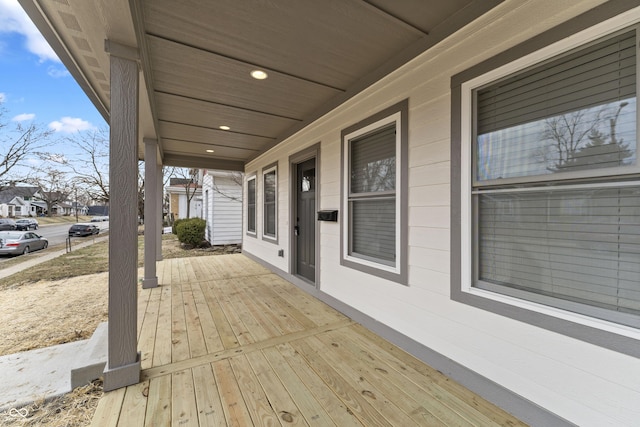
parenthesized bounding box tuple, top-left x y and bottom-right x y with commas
(38, 221, 110, 247)
(0, 221, 110, 263)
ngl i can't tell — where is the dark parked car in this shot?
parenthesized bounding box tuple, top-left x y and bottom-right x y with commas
(69, 224, 100, 237)
(0, 231, 48, 255)
(0, 219, 17, 231)
(15, 218, 39, 230)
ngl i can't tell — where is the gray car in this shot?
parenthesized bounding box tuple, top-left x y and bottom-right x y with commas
(0, 219, 17, 231)
(0, 231, 48, 255)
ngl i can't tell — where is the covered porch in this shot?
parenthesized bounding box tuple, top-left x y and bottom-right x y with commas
(90, 254, 524, 426)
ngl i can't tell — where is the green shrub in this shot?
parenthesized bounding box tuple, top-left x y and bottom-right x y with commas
(176, 218, 206, 247)
(172, 218, 187, 235)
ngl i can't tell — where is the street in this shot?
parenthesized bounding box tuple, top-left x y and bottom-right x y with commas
(39, 221, 110, 246)
(0, 221, 109, 263)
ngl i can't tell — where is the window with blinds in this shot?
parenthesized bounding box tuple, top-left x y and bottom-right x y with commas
(348, 124, 397, 265)
(472, 26, 640, 327)
(247, 176, 256, 234)
(263, 166, 277, 239)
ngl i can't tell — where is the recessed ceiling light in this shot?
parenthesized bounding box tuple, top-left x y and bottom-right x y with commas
(250, 70, 268, 80)
(219, 125, 230, 131)
(206, 149, 215, 153)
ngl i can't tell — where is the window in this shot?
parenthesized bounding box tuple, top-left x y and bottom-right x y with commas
(453, 20, 640, 344)
(246, 174, 256, 235)
(341, 100, 408, 284)
(262, 163, 277, 242)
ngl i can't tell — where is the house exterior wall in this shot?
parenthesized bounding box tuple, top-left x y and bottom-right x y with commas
(170, 193, 179, 219)
(242, 2, 640, 425)
(168, 189, 202, 220)
(202, 171, 242, 245)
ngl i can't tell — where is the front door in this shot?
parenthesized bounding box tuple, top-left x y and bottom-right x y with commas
(294, 157, 316, 283)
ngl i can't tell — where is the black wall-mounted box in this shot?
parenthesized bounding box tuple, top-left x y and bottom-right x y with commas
(317, 210, 338, 222)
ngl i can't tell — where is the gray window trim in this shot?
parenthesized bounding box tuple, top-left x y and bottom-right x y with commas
(262, 162, 278, 244)
(246, 172, 257, 237)
(340, 99, 408, 285)
(451, 1, 640, 358)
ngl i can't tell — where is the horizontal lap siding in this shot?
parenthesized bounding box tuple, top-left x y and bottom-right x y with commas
(210, 175, 242, 245)
(244, 1, 640, 425)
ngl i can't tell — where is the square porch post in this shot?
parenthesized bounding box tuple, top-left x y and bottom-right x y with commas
(143, 138, 158, 289)
(156, 163, 163, 261)
(103, 40, 141, 391)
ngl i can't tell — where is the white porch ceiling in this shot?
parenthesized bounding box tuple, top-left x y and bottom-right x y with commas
(19, 0, 503, 170)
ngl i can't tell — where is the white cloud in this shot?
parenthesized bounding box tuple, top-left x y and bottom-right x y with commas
(0, 0, 59, 63)
(47, 66, 70, 78)
(12, 113, 35, 122)
(49, 117, 96, 133)
(0, 92, 5, 103)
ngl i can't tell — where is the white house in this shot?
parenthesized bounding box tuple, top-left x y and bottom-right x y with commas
(166, 177, 202, 220)
(0, 186, 43, 217)
(19, 1, 640, 425)
(202, 170, 242, 246)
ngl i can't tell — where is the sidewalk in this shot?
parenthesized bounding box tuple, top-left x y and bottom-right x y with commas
(0, 235, 109, 280)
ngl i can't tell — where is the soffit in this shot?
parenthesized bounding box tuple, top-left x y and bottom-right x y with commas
(20, 0, 502, 170)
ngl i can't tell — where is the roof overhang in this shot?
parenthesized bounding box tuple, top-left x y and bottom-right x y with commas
(18, 0, 503, 171)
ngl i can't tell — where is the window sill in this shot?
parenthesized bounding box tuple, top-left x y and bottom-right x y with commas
(462, 285, 640, 341)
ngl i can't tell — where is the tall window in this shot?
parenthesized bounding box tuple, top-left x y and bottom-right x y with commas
(262, 163, 277, 241)
(341, 100, 408, 284)
(463, 26, 640, 328)
(246, 175, 256, 235)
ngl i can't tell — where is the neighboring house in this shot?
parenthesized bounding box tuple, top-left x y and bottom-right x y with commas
(0, 186, 44, 217)
(22, 2, 640, 426)
(54, 202, 73, 216)
(166, 177, 202, 220)
(201, 170, 242, 245)
(72, 202, 89, 216)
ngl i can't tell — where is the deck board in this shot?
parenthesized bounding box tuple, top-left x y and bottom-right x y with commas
(93, 254, 528, 426)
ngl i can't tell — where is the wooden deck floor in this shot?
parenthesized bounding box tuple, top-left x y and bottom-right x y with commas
(91, 254, 526, 426)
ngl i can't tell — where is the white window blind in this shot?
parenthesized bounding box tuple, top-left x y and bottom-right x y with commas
(476, 29, 637, 182)
(478, 185, 640, 318)
(349, 124, 396, 265)
(473, 27, 640, 326)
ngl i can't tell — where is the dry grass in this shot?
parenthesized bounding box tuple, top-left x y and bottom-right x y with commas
(0, 271, 109, 355)
(0, 381, 102, 427)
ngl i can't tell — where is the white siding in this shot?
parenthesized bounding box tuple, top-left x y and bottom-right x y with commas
(243, 2, 640, 425)
(203, 171, 242, 245)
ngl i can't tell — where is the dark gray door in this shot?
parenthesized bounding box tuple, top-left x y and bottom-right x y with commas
(295, 158, 316, 282)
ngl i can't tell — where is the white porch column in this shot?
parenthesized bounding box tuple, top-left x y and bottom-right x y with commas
(143, 138, 159, 288)
(156, 163, 163, 261)
(103, 40, 141, 391)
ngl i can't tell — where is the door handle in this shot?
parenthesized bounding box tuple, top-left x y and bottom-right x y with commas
(294, 225, 299, 236)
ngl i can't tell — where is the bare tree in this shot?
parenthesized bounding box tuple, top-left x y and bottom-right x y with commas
(66, 127, 109, 204)
(0, 104, 53, 187)
(209, 171, 243, 202)
(171, 168, 201, 218)
(137, 161, 145, 222)
(541, 102, 632, 172)
(28, 166, 73, 217)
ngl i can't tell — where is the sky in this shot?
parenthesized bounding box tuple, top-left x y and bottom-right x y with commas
(0, 0, 107, 142)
